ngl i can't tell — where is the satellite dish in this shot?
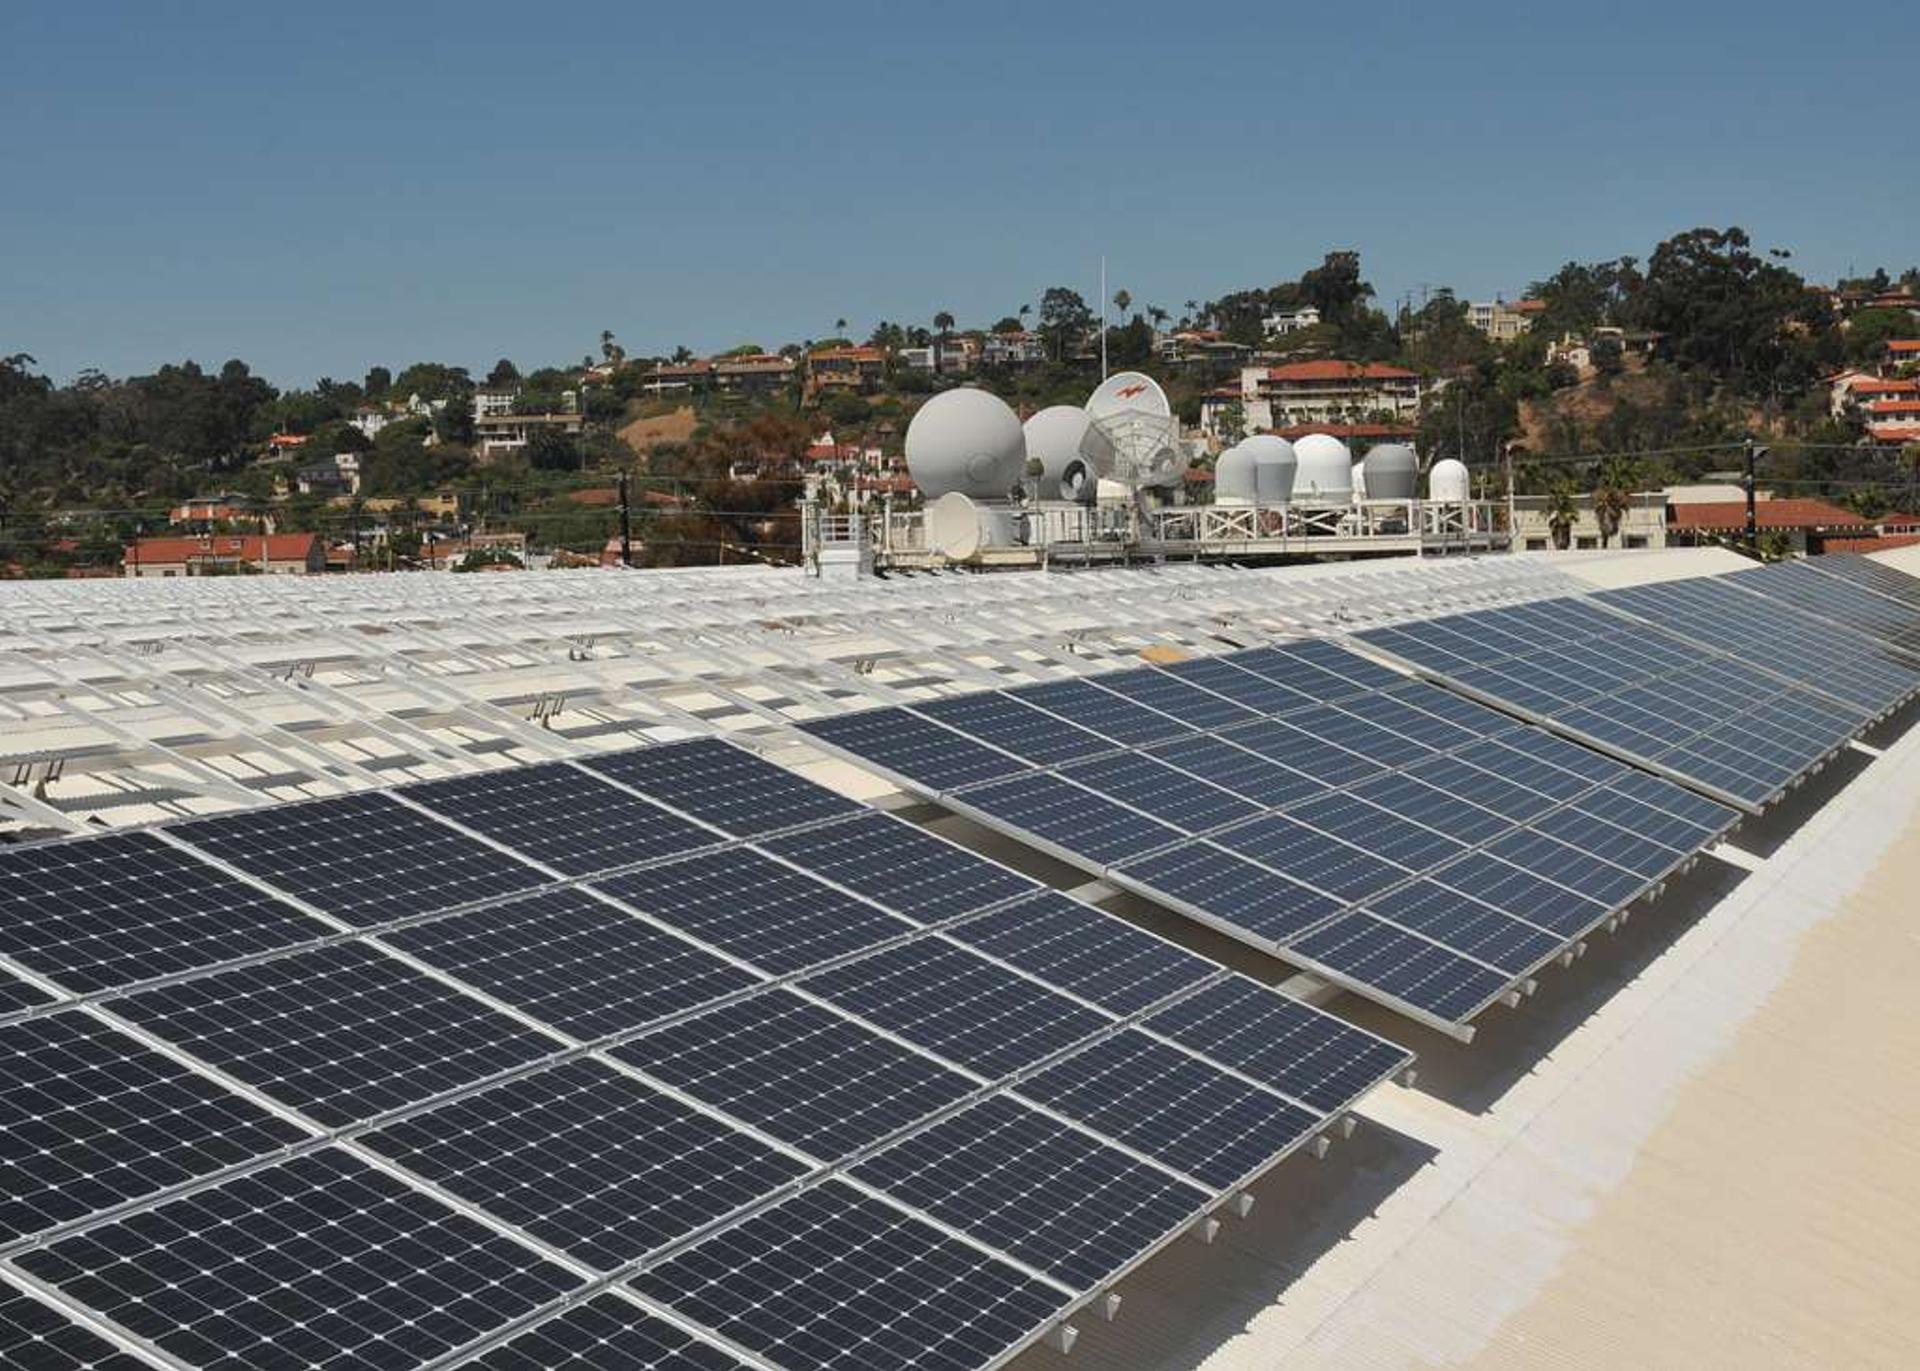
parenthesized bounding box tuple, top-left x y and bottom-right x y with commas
(1080, 371, 1187, 489)
(926, 492, 986, 559)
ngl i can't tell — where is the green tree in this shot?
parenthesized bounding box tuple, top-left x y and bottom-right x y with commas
(1545, 482, 1578, 550)
(1037, 287, 1094, 363)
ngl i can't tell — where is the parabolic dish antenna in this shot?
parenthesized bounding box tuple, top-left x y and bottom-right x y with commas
(1080, 371, 1187, 489)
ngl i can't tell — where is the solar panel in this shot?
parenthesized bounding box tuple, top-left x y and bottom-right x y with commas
(18, 1149, 580, 1370)
(1014, 1030, 1320, 1188)
(1091, 667, 1263, 728)
(628, 1179, 1067, 1371)
(1287, 913, 1513, 1021)
(1210, 814, 1408, 903)
(467, 1294, 752, 1371)
(0, 970, 53, 1014)
(945, 891, 1216, 1014)
(1115, 840, 1346, 943)
(850, 1094, 1208, 1289)
(801, 940, 1111, 1079)
(1156, 656, 1314, 713)
(1361, 879, 1564, 975)
(759, 812, 1039, 923)
(594, 848, 916, 975)
(0, 1011, 308, 1243)
(610, 989, 976, 1160)
(400, 762, 718, 875)
(1216, 718, 1385, 786)
(0, 1282, 148, 1371)
(171, 792, 547, 926)
(1285, 791, 1467, 869)
(0, 831, 328, 993)
(363, 1059, 808, 1270)
(1005, 676, 1195, 745)
(799, 709, 1032, 793)
(1057, 750, 1262, 833)
(1141, 976, 1412, 1112)
(111, 943, 561, 1127)
(954, 771, 1185, 865)
(914, 693, 1116, 765)
(1425, 850, 1610, 938)
(1145, 733, 1330, 806)
(1804, 551, 1920, 606)
(1239, 638, 1409, 697)
(382, 888, 759, 1042)
(580, 738, 860, 836)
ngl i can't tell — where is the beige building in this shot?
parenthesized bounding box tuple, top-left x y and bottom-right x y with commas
(1509, 491, 1667, 551)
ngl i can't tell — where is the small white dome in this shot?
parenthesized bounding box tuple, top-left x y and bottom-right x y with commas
(1429, 457, 1471, 504)
(1214, 443, 1258, 502)
(906, 388, 1027, 500)
(1294, 433, 1353, 503)
(1363, 443, 1418, 500)
(1022, 405, 1092, 500)
(1239, 435, 1297, 503)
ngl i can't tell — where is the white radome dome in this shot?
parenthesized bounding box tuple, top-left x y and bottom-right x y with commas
(1429, 457, 1471, 504)
(906, 388, 1027, 500)
(1214, 443, 1258, 502)
(1293, 433, 1354, 503)
(1239, 435, 1297, 503)
(1022, 405, 1093, 500)
(1363, 443, 1418, 500)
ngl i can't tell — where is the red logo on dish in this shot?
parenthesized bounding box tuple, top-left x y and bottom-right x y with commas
(1116, 383, 1148, 399)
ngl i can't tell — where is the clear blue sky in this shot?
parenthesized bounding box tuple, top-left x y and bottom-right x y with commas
(4, 0, 1914, 388)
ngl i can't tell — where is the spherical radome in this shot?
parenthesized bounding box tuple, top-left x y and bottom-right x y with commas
(906, 388, 1027, 500)
(1364, 443, 1418, 500)
(1430, 457, 1471, 503)
(1293, 433, 1353, 502)
(1239, 435, 1297, 503)
(1214, 443, 1257, 501)
(1023, 405, 1093, 500)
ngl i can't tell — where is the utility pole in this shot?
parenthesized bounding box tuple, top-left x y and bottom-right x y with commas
(1502, 440, 1516, 542)
(1743, 435, 1758, 551)
(1099, 255, 1109, 381)
(617, 469, 633, 569)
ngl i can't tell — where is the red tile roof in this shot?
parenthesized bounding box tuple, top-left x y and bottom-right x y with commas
(125, 533, 323, 564)
(1888, 340, 1920, 353)
(1823, 534, 1920, 554)
(1262, 361, 1418, 382)
(1668, 499, 1871, 532)
(1866, 399, 1920, 415)
(1270, 422, 1417, 440)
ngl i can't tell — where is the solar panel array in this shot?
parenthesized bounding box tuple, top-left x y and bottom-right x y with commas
(1358, 582, 1920, 810)
(0, 739, 1411, 1371)
(801, 640, 1739, 1035)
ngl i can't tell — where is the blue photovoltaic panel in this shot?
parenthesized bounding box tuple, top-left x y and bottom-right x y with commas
(580, 738, 861, 836)
(468, 1295, 752, 1371)
(1216, 719, 1385, 787)
(1115, 840, 1344, 943)
(612, 989, 976, 1161)
(1057, 751, 1261, 833)
(363, 1059, 807, 1270)
(382, 888, 760, 1042)
(1346, 771, 1515, 845)
(1092, 668, 1263, 728)
(1426, 850, 1610, 938)
(914, 693, 1116, 766)
(1805, 551, 1920, 606)
(171, 792, 547, 926)
(802, 940, 1111, 1079)
(759, 812, 1038, 923)
(18, 1148, 580, 1371)
(1142, 976, 1412, 1113)
(1006, 676, 1195, 745)
(1284, 791, 1467, 870)
(0, 969, 54, 1014)
(1155, 656, 1314, 713)
(1273, 703, 1435, 765)
(850, 1094, 1208, 1290)
(1362, 880, 1563, 975)
(629, 1180, 1067, 1371)
(112, 942, 561, 1128)
(800, 708, 1031, 793)
(1482, 829, 1649, 908)
(956, 771, 1185, 866)
(945, 891, 1216, 1015)
(594, 848, 916, 976)
(400, 763, 717, 875)
(0, 831, 330, 993)
(1240, 638, 1410, 697)
(1402, 753, 1562, 821)
(0, 1284, 149, 1371)
(1289, 913, 1513, 1022)
(1209, 814, 1408, 903)
(1015, 1030, 1319, 1188)
(1146, 733, 1330, 807)
(0, 1011, 309, 1243)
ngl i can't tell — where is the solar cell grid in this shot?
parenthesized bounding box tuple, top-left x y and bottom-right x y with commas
(580, 738, 860, 836)
(1428, 850, 1610, 937)
(0, 832, 329, 994)
(171, 792, 547, 926)
(0, 1284, 149, 1371)
(801, 940, 1111, 1080)
(1531, 806, 1685, 875)
(945, 891, 1216, 1015)
(1115, 841, 1344, 944)
(799, 709, 1031, 793)
(1347, 771, 1516, 845)
(1807, 552, 1920, 605)
(1057, 751, 1261, 833)
(1015, 1031, 1320, 1188)
(1362, 880, 1564, 974)
(1484, 829, 1659, 907)
(851, 1094, 1209, 1290)
(1156, 656, 1314, 714)
(760, 812, 1038, 924)
(914, 693, 1115, 765)
(17, 1148, 580, 1371)
(382, 889, 760, 1043)
(1094, 666, 1263, 728)
(611, 989, 976, 1160)
(1285, 792, 1466, 870)
(112, 942, 561, 1128)
(400, 763, 717, 876)
(1211, 814, 1408, 903)
(1006, 676, 1195, 745)
(1217, 719, 1385, 787)
(467, 1295, 751, 1371)
(1142, 976, 1412, 1112)
(956, 771, 1185, 866)
(1145, 734, 1330, 807)
(362, 1059, 808, 1270)
(1235, 639, 1410, 697)
(0, 968, 55, 1014)
(0, 1011, 310, 1244)
(1289, 913, 1513, 1022)
(594, 848, 916, 976)
(629, 1179, 1067, 1371)
(1277, 704, 1435, 765)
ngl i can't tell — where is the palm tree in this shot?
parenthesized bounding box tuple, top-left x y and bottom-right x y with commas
(932, 311, 955, 373)
(1112, 289, 1132, 318)
(1147, 305, 1169, 332)
(834, 318, 848, 337)
(1018, 303, 1032, 329)
(1592, 457, 1635, 548)
(1545, 482, 1579, 551)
